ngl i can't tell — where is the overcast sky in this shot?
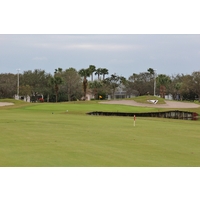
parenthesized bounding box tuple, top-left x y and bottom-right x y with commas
(0, 34, 200, 78)
(1, 1, 200, 79)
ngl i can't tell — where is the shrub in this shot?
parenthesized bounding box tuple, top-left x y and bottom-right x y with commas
(38, 98, 44, 103)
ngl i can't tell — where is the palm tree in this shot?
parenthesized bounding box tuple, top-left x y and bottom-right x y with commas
(147, 68, 156, 95)
(191, 71, 200, 102)
(103, 74, 125, 99)
(89, 65, 96, 81)
(89, 80, 103, 99)
(78, 68, 91, 100)
(157, 74, 171, 98)
(101, 68, 109, 80)
(54, 68, 63, 74)
(50, 68, 63, 102)
(50, 76, 63, 102)
(95, 68, 103, 80)
(147, 68, 155, 75)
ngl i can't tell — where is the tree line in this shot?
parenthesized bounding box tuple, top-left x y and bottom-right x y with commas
(0, 66, 200, 102)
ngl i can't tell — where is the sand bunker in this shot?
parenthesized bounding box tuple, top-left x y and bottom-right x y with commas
(100, 100, 200, 108)
(0, 102, 14, 106)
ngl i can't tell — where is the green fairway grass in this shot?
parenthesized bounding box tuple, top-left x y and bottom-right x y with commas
(130, 95, 166, 104)
(1, 99, 200, 166)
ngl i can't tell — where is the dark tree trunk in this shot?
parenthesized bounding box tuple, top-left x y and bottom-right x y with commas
(83, 77, 87, 100)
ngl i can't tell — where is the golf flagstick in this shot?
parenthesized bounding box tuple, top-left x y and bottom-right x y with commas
(133, 115, 136, 126)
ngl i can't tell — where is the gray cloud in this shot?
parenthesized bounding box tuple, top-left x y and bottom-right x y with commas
(32, 57, 48, 61)
(0, 34, 200, 78)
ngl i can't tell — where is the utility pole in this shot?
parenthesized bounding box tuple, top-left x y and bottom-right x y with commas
(17, 69, 20, 99)
(153, 69, 157, 96)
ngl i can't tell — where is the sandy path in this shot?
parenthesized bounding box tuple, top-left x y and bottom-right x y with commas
(100, 100, 200, 108)
(0, 102, 14, 106)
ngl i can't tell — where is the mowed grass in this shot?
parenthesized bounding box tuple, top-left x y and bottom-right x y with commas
(0, 99, 200, 166)
(130, 95, 166, 104)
